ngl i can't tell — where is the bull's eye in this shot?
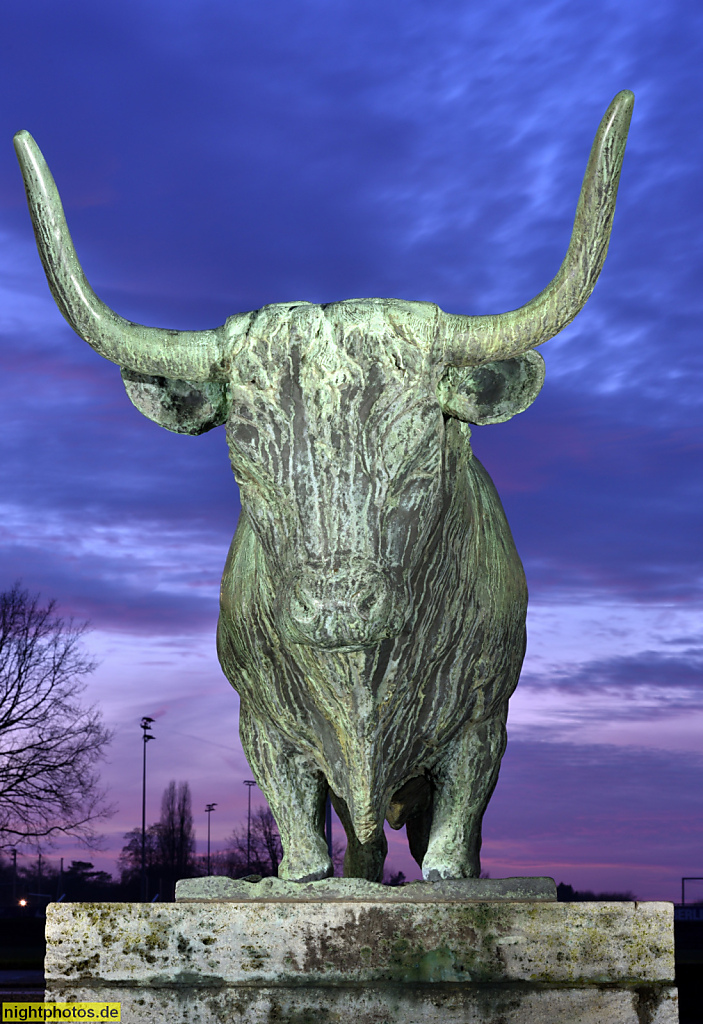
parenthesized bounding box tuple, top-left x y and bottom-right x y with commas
(376, 399, 443, 487)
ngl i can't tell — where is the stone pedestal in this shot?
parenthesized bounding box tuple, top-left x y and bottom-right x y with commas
(44, 878, 678, 1023)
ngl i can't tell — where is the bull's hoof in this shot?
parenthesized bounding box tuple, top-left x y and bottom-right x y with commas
(421, 849, 480, 881)
(279, 863, 333, 883)
(423, 866, 480, 881)
(423, 866, 467, 881)
(285, 866, 333, 883)
(278, 840, 333, 883)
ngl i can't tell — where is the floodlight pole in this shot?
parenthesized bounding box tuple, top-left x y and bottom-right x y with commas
(244, 781, 256, 873)
(140, 717, 155, 901)
(205, 803, 217, 876)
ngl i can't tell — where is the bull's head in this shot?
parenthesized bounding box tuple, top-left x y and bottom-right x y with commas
(120, 329, 546, 651)
(14, 93, 632, 650)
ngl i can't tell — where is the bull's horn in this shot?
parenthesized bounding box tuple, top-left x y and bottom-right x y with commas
(439, 90, 634, 367)
(14, 131, 250, 381)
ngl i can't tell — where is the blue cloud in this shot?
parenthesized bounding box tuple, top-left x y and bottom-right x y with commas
(522, 648, 703, 709)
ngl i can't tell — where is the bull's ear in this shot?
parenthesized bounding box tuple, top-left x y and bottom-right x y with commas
(120, 369, 230, 435)
(436, 350, 545, 425)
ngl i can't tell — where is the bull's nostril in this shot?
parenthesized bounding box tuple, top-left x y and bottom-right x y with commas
(356, 590, 381, 619)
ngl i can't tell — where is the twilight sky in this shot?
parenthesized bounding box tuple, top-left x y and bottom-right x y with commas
(0, 0, 702, 900)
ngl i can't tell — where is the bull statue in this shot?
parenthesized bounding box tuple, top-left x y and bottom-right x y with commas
(14, 91, 632, 882)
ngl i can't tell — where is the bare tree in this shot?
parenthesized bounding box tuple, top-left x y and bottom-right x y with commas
(211, 806, 351, 879)
(158, 781, 196, 898)
(254, 806, 282, 876)
(117, 824, 161, 890)
(118, 783, 197, 900)
(217, 806, 282, 878)
(0, 583, 113, 849)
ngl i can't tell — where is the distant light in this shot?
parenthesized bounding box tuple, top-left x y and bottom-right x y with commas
(18, 899, 27, 907)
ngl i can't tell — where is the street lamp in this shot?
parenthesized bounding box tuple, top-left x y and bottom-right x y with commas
(243, 780, 256, 873)
(205, 803, 217, 876)
(140, 716, 155, 901)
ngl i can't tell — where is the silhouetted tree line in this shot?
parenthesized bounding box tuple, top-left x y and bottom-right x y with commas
(205, 805, 284, 880)
(0, 782, 286, 906)
(0, 854, 117, 908)
(117, 780, 308, 900)
(557, 882, 636, 901)
(0, 768, 409, 908)
(118, 780, 197, 900)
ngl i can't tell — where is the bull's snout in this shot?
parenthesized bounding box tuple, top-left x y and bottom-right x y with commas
(278, 563, 407, 650)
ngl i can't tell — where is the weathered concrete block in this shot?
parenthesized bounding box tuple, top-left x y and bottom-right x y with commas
(45, 893, 677, 1023)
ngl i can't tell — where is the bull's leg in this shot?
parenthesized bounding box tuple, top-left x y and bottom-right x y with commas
(405, 798, 433, 869)
(421, 703, 508, 880)
(239, 708, 333, 882)
(387, 775, 433, 870)
(329, 792, 387, 882)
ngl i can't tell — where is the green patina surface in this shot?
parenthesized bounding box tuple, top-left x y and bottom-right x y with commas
(16, 93, 634, 885)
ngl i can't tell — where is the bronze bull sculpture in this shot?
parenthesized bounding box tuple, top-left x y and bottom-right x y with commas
(14, 91, 632, 881)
